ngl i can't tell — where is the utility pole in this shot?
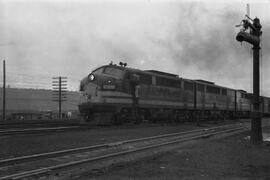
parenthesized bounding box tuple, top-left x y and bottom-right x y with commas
(236, 12, 263, 144)
(2, 60, 5, 121)
(52, 77, 67, 120)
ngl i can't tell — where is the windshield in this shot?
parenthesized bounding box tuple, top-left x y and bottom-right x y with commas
(92, 67, 104, 74)
(103, 67, 125, 78)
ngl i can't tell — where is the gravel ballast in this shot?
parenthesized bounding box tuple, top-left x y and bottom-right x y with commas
(74, 128, 270, 180)
(1, 121, 240, 159)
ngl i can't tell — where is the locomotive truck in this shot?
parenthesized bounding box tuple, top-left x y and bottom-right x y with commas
(78, 62, 270, 124)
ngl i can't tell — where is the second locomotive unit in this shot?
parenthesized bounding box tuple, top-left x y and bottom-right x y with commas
(79, 62, 270, 124)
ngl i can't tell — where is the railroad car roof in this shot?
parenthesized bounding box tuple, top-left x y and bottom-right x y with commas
(195, 79, 215, 85)
(144, 70, 179, 78)
(103, 64, 180, 79)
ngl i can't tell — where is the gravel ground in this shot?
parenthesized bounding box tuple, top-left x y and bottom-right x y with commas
(0, 120, 244, 159)
(76, 127, 270, 180)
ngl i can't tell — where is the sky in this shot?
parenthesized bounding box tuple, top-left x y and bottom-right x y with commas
(0, 0, 270, 96)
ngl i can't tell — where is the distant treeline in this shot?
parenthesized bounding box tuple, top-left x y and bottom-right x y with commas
(0, 88, 80, 117)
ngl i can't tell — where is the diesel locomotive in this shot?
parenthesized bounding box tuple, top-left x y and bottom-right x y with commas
(78, 62, 270, 124)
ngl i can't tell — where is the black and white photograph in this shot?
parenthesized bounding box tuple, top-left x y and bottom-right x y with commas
(0, 0, 270, 179)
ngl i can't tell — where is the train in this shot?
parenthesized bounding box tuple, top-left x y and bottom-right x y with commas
(78, 62, 270, 124)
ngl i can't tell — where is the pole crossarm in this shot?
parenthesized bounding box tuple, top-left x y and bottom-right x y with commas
(52, 76, 68, 120)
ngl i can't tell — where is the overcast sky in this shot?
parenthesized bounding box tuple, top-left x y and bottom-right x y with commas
(0, 0, 270, 96)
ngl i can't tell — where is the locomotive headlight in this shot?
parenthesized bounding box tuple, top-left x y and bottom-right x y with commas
(88, 74, 95, 81)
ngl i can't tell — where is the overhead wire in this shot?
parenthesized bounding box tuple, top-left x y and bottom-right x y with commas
(0, 70, 81, 91)
(0, 64, 82, 85)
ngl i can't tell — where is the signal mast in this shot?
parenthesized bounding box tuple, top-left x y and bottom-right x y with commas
(235, 4, 262, 144)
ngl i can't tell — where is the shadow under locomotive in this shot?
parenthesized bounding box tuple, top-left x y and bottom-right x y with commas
(78, 62, 270, 125)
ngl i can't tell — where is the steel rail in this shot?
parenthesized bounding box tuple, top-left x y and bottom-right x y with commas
(0, 126, 81, 135)
(0, 123, 244, 167)
(0, 126, 246, 180)
(0, 121, 80, 129)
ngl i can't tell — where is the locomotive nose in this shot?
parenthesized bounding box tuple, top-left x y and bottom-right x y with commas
(79, 76, 89, 91)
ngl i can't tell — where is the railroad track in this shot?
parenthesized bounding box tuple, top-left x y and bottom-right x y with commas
(0, 123, 248, 180)
(0, 126, 82, 136)
(0, 121, 80, 129)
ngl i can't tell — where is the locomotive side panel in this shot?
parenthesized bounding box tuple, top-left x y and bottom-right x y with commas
(204, 85, 220, 109)
(227, 89, 235, 111)
(241, 92, 251, 112)
(196, 84, 205, 109)
(261, 96, 270, 115)
(236, 91, 243, 111)
(267, 98, 270, 115)
(78, 63, 267, 124)
(137, 73, 184, 108)
(183, 80, 194, 108)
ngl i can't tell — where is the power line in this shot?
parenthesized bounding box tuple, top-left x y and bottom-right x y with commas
(0, 65, 82, 90)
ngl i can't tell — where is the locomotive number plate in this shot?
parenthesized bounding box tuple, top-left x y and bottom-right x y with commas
(103, 84, 116, 89)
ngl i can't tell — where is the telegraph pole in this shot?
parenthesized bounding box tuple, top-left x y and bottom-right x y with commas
(52, 77, 67, 120)
(236, 15, 263, 144)
(2, 60, 5, 121)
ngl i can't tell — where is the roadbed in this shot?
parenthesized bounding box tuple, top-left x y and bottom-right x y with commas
(0, 120, 245, 159)
(73, 126, 270, 180)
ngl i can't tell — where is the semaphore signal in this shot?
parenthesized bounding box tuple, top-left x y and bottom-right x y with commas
(235, 4, 263, 144)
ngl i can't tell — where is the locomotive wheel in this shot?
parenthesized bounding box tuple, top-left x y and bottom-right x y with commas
(167, 114, 174, 123)
(83, 114, 93, 122)
(111, 114, 122, 125)
(134, 114, 143, 124)
(149, 117, 157, 123)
